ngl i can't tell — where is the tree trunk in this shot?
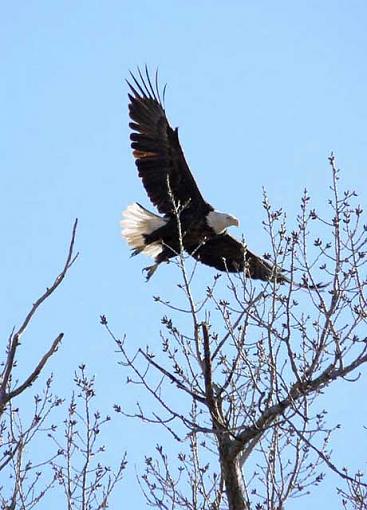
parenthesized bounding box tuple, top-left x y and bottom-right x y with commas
(218, 438, 248, 510)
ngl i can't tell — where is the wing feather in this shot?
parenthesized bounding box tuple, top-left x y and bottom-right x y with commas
(188, 234, 287, 282)
(188, 234, 327, 289)
(127, 68, 211, 216)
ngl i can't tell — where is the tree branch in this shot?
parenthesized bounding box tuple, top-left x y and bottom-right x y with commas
(0, 219, 78, 411)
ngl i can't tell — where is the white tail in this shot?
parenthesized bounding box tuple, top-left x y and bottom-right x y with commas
(121, 203, 167, 258)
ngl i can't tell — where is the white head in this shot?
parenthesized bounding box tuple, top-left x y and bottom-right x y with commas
(206, 210, 240, 234)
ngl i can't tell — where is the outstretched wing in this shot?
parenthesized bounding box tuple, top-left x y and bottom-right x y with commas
(127, 68, 211, 216)
(187, 233, 287, 282)
(188, 234, 327, 289)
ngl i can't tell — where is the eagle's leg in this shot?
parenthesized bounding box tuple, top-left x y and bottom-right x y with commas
(143, 263, 159, 281)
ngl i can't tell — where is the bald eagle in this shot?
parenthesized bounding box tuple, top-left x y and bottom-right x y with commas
(121, 69, 322, 289)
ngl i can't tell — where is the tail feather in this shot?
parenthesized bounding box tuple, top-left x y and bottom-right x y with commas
(121, 203, 167, 259)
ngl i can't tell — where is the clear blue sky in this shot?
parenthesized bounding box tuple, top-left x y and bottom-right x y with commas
(1, 1, 366, 508)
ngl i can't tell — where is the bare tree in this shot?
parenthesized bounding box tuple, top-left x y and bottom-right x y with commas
(103, 155, 367, 510)
(1, 220, 126, 509)
(0, 220, 78, 509)
(338, 473, 367, 510)
(50, 365, 127, 510)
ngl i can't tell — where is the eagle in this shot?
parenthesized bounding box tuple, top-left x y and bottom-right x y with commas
(121, 68, 323, 289)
